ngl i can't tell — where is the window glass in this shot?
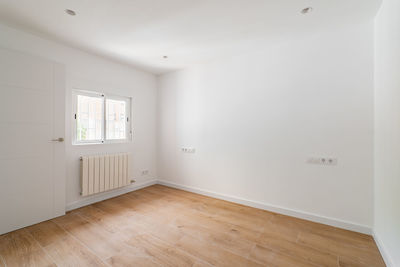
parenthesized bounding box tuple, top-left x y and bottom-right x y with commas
(106, 99, 126, 140)
(76, 95, 103, 142)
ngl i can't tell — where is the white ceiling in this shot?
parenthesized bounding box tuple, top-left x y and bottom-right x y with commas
(0, 0, 381, 74)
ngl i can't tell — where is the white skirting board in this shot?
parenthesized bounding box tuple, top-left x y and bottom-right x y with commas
(373, 231, 395, 267)
(66, 179, 157, 211)
(157, 180, 372, 235)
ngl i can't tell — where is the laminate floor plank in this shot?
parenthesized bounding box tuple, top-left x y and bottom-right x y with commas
(249, 243, 316, 267)
(0, 229, 56, 267)
(0, 185, 385, 267)
(44, 235, 107, 267)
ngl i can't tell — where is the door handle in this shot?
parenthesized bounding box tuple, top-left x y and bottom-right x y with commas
(51, 137, 64, 142)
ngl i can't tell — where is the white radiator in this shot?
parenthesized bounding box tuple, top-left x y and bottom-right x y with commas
(80, 153, 131, 196)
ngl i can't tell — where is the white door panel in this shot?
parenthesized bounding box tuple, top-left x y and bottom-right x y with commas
(0, 157, 53, 230)
(0, 50, 52, 92)
(0, 124, 52, 159)
(0, 85, 52, 123)
(0, 47, 65, 234)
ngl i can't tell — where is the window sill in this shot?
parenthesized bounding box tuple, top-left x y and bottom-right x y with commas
(72, 140, 131, 146)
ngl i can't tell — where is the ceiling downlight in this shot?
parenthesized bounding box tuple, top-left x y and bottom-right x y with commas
(301, 7, 313, 14)
(65, 9, 76, 16)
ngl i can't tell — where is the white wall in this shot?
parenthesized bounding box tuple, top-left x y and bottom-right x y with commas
(0, 23, 157, 209)
(374, 0, 400, 265)
(158, 22, 375, 232)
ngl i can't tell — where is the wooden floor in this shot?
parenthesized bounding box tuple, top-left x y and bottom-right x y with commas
(0, 185, 385, 267)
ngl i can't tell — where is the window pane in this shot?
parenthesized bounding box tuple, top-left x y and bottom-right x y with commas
(77, 95, 103, 141)
(106, 99, 126, 140)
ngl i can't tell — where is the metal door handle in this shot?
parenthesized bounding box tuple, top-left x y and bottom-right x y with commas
(51, 137, 64, 142)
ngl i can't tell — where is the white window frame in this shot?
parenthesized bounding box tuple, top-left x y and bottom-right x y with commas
(72, 89, 132, 145)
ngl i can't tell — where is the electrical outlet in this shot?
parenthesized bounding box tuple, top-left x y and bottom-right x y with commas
(307, 157, 338, 166)
(141, 170, 149, 175)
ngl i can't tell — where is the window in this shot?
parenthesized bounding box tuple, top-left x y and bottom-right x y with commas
(73, 90, 131, 144)
(106, 98, 127, 140)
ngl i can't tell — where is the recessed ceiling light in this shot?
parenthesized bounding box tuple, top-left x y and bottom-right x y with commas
(65, 9, 76, 16)
(163, 56, 168, 59)
(301, 7, 313, 14)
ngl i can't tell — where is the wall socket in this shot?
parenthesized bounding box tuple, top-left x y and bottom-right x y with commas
(141, 170, 149, 175)
(181, 147, 196, 153)
(307, 157, 338, 166)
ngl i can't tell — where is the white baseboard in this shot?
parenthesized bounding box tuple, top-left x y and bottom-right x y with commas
(157, 180, 372, 235)
(66, 179, 157, 211)
(373, 231, 395, 267)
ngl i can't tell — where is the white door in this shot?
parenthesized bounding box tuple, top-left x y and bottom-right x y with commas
(0, 47, 65, 234)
